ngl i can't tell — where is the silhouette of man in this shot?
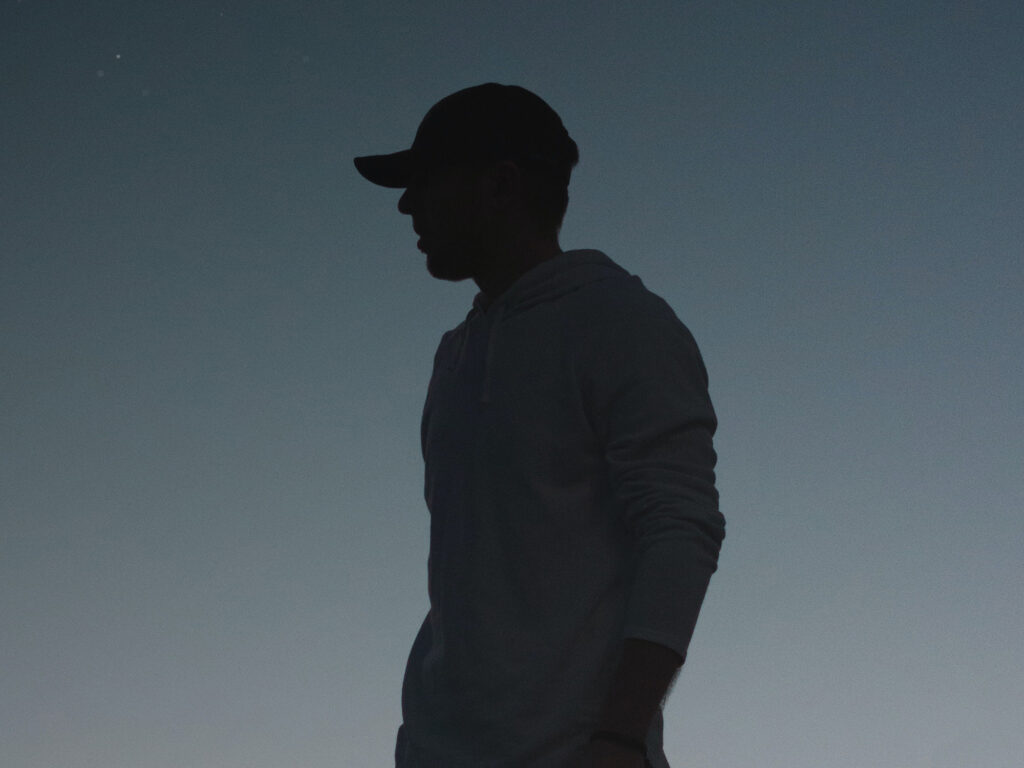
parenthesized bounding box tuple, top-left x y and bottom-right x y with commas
(355, 83, 724, 768)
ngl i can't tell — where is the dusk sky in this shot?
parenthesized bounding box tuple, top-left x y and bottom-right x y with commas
(3, 2, 1022, 767)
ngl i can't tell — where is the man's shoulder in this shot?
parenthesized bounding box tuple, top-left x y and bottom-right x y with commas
(565, 269, 686, 333)
(561, 270, 706, 383)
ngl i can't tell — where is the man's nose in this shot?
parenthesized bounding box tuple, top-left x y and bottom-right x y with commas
(398, 188, 413, 215)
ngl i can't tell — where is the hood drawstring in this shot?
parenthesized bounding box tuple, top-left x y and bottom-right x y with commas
(446, 307, 477, 373)
(480, 303, 506, 404)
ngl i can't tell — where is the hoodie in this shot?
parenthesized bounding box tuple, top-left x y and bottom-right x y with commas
(396, 249, 724, 768)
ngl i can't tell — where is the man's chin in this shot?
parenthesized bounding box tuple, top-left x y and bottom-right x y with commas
(425, 253, 472, 283)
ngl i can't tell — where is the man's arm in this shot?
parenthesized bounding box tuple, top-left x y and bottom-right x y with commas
(577, 293, 725, 743)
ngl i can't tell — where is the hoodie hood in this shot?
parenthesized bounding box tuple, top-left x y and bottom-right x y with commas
(470, 248, 627, 317)
(450, 249, 630, 404)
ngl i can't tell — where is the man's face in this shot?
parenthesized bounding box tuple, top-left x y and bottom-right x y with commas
(397, 164, 487, 282)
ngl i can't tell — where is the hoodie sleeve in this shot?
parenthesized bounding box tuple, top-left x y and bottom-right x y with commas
(577, 284, 725, 663)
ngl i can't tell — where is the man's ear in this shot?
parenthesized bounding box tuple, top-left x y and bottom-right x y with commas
(482, 160, 524, 211)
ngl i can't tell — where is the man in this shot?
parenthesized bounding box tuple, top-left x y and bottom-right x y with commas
(354, 83, 724, 768)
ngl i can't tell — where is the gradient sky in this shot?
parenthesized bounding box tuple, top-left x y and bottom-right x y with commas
(3, 2, 1022, 767)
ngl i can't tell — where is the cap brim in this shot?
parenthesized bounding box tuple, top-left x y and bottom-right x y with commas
(353, 149, 415, 188)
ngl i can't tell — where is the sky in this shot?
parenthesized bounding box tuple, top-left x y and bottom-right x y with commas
(2, 1, 1022, 767)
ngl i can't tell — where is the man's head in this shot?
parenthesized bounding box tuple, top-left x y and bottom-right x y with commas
(354, 84, 579, 294)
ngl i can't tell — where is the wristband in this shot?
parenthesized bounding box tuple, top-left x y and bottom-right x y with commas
(590, 729, 648, 758)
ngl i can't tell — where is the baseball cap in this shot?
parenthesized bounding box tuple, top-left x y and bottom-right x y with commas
(353, 83, 578, 189)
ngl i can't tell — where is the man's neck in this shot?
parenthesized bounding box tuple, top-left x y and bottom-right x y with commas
(474, 238, 562, 301)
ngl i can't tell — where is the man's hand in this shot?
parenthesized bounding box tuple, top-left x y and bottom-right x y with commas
(582, 738, 647, 768)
